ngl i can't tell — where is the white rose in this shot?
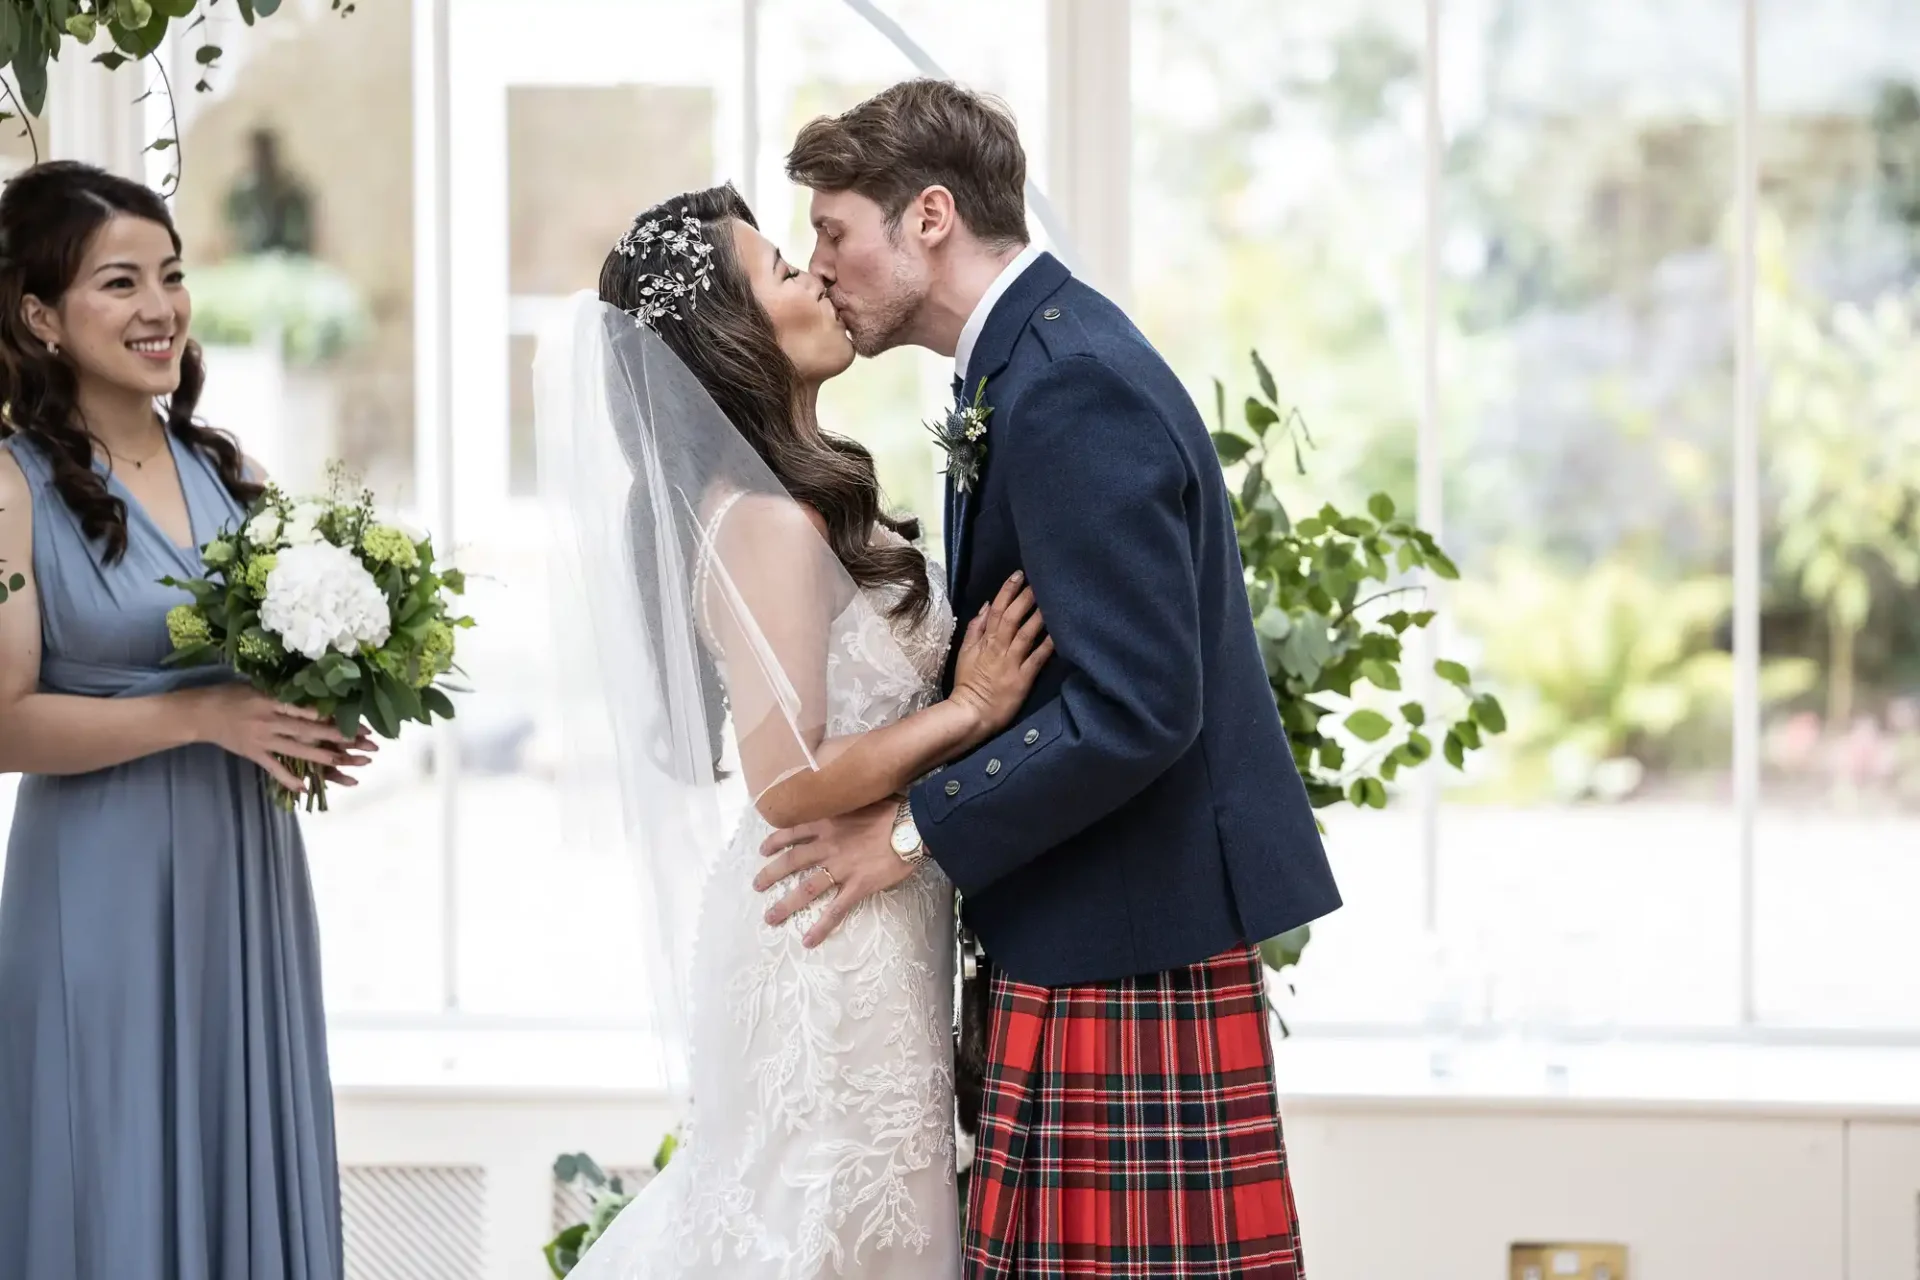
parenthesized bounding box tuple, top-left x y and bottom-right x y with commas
(245, 510, 282, 546)
(258, 541, 393, 661)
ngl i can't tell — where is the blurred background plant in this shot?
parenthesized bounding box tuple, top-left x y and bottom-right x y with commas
(190, 251, 370, 365)
(543, 1137, 676, 1278)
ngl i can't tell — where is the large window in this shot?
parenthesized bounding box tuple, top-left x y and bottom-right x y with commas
(407, 0, 1046, 1027)
(1132, 0, 1432, 1027)
(9, 1, 1915, 1076)
(1433, 1, 1744, 1034)
(169, 1, 441, 1014)
(1754, 0, 1920, 1029)
(1135, 0, 1920, 1043)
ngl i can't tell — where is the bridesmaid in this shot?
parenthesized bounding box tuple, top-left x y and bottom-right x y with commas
(0, 162, 367, 1278)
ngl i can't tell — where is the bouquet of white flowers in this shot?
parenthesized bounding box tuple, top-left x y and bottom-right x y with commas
(161, 465, 472, 811)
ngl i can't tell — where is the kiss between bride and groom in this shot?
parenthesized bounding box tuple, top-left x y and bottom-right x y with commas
(535, 78, 1342, 1280)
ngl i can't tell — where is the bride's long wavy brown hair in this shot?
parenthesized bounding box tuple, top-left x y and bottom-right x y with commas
(0, 161, 260, 563)
(599, 184, 932, 626)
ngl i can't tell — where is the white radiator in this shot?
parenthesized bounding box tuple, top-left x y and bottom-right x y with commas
(342, 1165, 489, 1280)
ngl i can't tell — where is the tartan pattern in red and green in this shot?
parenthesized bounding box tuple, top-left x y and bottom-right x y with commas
(961, 943, 1306, 1278)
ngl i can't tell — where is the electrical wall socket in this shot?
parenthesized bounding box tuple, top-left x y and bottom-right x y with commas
(1510, 1241, 1629, 1280)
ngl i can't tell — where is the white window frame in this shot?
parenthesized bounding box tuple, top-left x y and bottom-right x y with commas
(39, 0, 1826, 1042)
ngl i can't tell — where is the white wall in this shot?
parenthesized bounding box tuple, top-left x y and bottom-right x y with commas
(1288, 1102, 1849, 1280)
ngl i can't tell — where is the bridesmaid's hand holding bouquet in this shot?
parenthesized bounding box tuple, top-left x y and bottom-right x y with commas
(160, 464, 473, 811)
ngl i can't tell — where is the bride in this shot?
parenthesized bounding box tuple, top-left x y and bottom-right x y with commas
(534, 185, 1050, 1278)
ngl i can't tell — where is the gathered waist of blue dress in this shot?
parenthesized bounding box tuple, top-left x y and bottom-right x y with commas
(39, 656, 241, 700)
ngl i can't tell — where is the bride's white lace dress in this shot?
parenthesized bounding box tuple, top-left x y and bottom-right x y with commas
(573, 524, 961, 1280)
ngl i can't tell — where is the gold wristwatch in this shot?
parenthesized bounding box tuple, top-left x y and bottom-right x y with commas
(890, 796, 926, 863)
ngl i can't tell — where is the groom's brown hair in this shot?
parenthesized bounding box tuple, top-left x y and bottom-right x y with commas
(786, 79, 1029, 250)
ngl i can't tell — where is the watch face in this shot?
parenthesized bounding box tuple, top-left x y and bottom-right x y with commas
(891, 823, 920, 855)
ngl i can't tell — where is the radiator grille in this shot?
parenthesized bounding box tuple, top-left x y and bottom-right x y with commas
(341, 1164, 488, 1280)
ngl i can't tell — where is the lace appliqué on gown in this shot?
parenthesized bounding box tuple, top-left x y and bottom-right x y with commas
(574, 528, 960, 1280)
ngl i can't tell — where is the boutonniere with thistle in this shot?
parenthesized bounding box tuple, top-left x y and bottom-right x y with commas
(930, 377, 993, 495)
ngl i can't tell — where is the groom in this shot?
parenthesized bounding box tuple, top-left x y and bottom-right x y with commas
(755, 79, 1340, 1278)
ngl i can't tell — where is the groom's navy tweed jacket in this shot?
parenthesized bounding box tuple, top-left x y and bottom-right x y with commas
(908, 253, 1342, 987)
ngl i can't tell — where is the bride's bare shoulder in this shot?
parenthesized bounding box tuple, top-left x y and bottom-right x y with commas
(708, 490, 829, 543)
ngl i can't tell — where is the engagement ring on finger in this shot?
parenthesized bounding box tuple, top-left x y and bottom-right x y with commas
(817, 867, 838, 891)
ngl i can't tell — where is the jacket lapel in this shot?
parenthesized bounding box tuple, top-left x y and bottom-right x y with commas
(943, 252, 1071, 603)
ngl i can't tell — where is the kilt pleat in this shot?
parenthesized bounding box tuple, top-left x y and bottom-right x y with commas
(962, 943, 1305, 1279)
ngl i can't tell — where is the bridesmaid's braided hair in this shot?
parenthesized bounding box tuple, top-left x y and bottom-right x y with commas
(0, 161, 260, 564)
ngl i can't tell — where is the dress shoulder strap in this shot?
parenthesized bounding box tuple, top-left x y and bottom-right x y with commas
(691, 489, 747, 648)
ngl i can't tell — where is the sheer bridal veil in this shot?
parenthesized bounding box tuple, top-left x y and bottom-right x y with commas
(533, 292, 901, 1102)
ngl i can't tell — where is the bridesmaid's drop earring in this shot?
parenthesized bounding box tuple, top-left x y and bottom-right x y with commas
(46, 340, 58, 358)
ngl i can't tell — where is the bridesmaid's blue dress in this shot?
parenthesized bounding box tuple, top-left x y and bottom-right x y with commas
(0, 433, 342, 1280)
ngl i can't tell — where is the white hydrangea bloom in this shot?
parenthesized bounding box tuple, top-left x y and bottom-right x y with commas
(259, 541, 392, 660)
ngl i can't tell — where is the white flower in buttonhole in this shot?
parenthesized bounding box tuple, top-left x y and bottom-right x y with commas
(259, 541, 392, 661)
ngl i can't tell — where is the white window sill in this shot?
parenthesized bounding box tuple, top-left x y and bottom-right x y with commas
(325, 1020, 1920, 1119)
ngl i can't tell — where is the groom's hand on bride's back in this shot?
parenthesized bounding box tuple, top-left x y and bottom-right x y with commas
(756, 798, 905, 948)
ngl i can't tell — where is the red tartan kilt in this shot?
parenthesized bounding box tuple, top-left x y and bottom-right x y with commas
(962, 943, 1306, 1279)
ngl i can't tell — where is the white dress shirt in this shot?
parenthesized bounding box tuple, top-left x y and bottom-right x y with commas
(954, 242, 1044, 385)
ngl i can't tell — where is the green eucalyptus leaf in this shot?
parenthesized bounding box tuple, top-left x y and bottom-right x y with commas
(1254, 607, 1292, 641)
(1258, 924, 1310, 973)
(1471, 694, 1507, 734)
(1443, 730, 1466, 770)
(1367, 492, 1396, 522)
(16, 24, 50, 117)
(1360, 659, 1400, 691)
(1250, 348, 1279, 405)
(1434, 659, 1471, 688)
(1239, 457, 1266, 508)
(1344, 708, 1392, 742)
(1400, 701, 1426, 727)
(1244, 397, 1280, 432)
(1212, 432, 1254, 465)
(370, 680, 398, 738)
(389, 679, 424, 724)
(111, 10, 168, 57)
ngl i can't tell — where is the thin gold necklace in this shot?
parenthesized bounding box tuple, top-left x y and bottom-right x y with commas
(100, 433, 169, 471)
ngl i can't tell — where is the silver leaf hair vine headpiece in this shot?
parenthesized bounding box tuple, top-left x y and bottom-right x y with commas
(613, 209, 716, 329)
